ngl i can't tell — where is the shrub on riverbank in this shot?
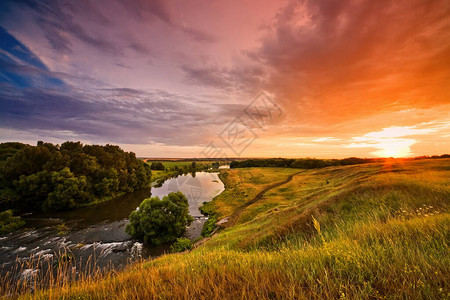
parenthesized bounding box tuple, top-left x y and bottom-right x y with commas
(150, 162, 165, 170)
(0, 209, 24, 234)
(201, 214, 217, 237)
(170, 237, 193, 252)
(126, 192, 193, 245)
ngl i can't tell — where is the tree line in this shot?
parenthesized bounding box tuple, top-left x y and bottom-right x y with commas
(230, 155, 450, 169)
(230, 157, 382, 169)
(0, 141, 152, 211)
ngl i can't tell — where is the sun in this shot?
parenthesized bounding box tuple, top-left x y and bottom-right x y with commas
(372, 139, 414, 158)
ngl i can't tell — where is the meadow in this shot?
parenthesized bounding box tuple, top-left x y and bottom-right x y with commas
(6, 158, 450, 299)
(148, 160, 194, 169)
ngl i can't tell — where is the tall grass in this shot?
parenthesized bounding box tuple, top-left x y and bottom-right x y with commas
(0, 248, 119, 297)
(24, 214, 449, 299)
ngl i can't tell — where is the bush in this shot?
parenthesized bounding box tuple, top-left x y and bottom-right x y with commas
(170, 237, 193, 252)
(56, 223, 69, 235)
(150, 162, 165, 170)
(125, 192, 193, 245)
(0, 210, 25, 234)
(201, 215, 217, 237)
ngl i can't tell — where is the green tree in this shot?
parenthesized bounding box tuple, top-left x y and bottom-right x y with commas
(125, 192, 193, 245)
(135, 161, 152, 189)
(43, 151, 69, 172)
(0, 142, 27, 161)
(0, 189, 20, 210)
(14, 171, 52, 210)
(92, 168, 119, 196)
(60, 141, 83, 153)
(43, 168, 89, 210)
(150, 162, 165, 170)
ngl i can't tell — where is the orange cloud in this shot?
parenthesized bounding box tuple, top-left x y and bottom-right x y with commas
(254, 0, 449, 124)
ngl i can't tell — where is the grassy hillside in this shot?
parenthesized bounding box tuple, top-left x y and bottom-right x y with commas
(14, 159, 450, 299)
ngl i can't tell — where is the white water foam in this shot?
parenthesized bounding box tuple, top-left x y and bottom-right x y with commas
(13, 246, 27, 253)
(130, 242, 143, 260)
(34, 249, 52, 256)
(81, 242, 131, 257)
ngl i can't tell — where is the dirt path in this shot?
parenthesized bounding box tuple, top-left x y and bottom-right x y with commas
(226, 170, 306, 227)
(192, 170, 306, 249)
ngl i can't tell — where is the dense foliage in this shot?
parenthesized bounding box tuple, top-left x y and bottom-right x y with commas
(170, 237, 193, 252)
(0, 209, 25, 234)
(125, 192, 193, 245)
(0, 142, 28, 161)
(201, 214, 217, 237)
(150, 162, 165, 170)
(230, 155, 450, 169)
(0, 141, 152, 211)
(230, 157, 381, 169)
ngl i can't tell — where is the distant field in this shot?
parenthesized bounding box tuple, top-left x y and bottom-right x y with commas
(145, 160, 193, 168)
(158, 161, 195, 168)
(14, 158, 450, 299)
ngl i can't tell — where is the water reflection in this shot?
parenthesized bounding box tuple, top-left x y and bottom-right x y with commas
(151, 171, 224, 217)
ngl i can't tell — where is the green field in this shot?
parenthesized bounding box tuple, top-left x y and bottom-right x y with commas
(150, 160, 195, 168)
(11, 159, 450, 299)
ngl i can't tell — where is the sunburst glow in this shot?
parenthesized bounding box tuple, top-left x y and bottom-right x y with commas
(371, 139, 415, 158)
(346, 126, 441, 158)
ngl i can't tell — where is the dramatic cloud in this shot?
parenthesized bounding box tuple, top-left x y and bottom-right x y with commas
(0, 26, 239, 149)
(0, 0, 449, 157)
(253, 0, 450, 123)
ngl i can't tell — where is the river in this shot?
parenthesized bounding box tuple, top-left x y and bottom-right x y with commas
(0, 171, 224, 282)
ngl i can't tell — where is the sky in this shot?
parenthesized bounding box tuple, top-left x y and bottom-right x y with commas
(0, 0, 449, 158)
